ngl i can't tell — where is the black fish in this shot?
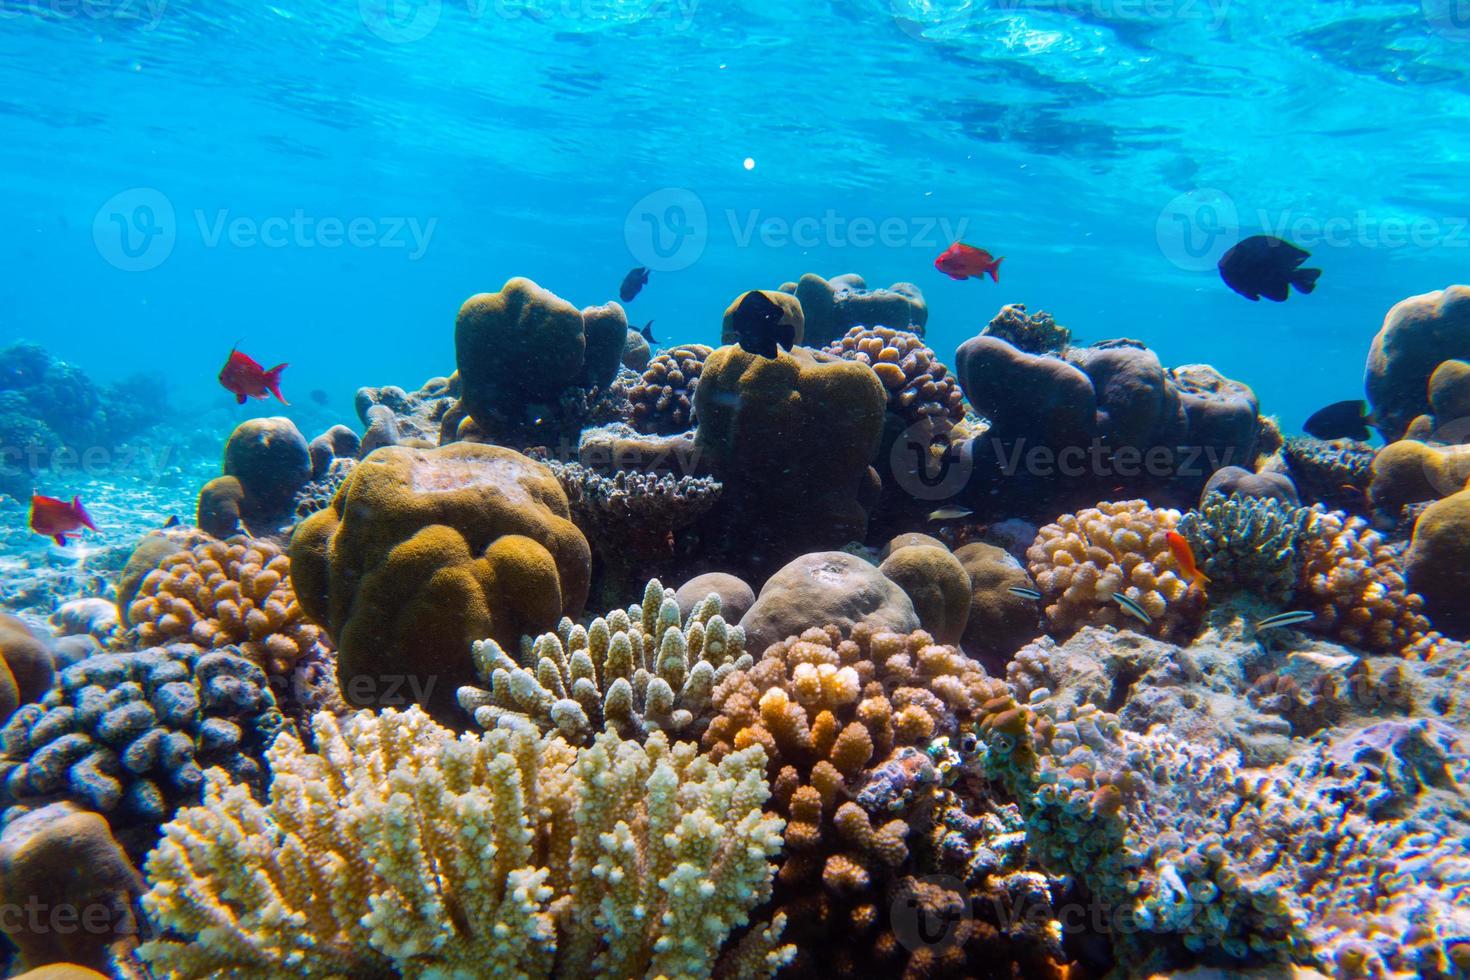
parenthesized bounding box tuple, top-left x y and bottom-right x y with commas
(1304, 399, 1372, 441)
(640, 320, 657, 345)
(309, 388, 330, 406)
(732, 291, 795, 359)
(163, 515, 180, 528)
(619, 266, 650, 302)
(1217, 235, 1320, 302)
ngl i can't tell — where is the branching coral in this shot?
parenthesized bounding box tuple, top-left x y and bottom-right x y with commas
(628, 344, 711, 435)
(457, 580, 750, 743)
(0, 644, 285, 848)
(981, 303, 1071, 354)
(822, 326, 966, 443)
(126, 536, 321, 678)
(1026, 500, 1205, 643)
(137, 706, 789, 979)
(701, 624, 1006, 977)
(1178, 492, 1315, 602)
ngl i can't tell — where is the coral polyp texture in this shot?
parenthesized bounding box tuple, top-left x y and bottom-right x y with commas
(1026, 499, 1205, 642)
(1178, 491, 1315, 601)
(628, 343, 712, 434)
(981, 302, 1071, 354)
(125, 535, 320, 677)
(457, 580, 750, 743)
(822, 325, 966, 443)
(137, 706, 789, 980)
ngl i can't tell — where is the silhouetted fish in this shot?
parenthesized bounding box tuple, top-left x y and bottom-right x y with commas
(163, 515, 181, 528)
(620, 266, 650, 302)
(1304, 400, 1372, 441)
(1217, 235, 1320, 302)
(640, 320, 657, 345)
(309, 388, 330, 407)
(732, 290, 795, 359)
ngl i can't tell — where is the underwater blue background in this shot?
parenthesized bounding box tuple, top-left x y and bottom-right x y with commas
(4, 0, 1469, 442)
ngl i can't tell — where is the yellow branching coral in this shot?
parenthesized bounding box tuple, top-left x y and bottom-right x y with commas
(127, 536, 320, 676)
(457, 579, 750, 744)
(138, 706, 789, 980)
(1026, 499, 1205, 643)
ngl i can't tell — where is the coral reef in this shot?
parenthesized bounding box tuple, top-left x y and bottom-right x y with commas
(779, 273, 927, 346)
(549, 461, 720, 562)
(740, 551, 918, 653)
(288, 442, 591, 716)
(1178, 492, 1315, 602)
(138, 706, 788, 979)
(0, 644, 285, 851)
(355, 373, 460, 448)
(1282, 436, 1375, 511)
(628, 343, 711, 435)
(457, 580, 749, 743)
(1365, 284, 1470, 440)
(290, 456, 356, 523)
(981, 302, 1070, 354)
(0, 613, 54, 725)
(0, 802, 143, 972)
(1405, 487, 1470, 636)
(823, 326, 966, 445)
(1368, 438, 1470, 515)
(675, 571, 755, 622)
(693, 344, 887, 574)
(197, 417, 313, 538)
(720, 289, 806, 347)
(125, 535, 321, 679)
(953, 541, 1039, 672)
(1027, 499, 1205, 643)
(877, 544, 971, 645)
(1201, 465, 1299, 505)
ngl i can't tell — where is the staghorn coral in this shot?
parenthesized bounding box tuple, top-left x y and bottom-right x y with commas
(1295, 509, 1441, 656)
(0, 644, 285, 851)
(981, 302, 1071, 354)
(1178, 492, 1316, 602)
(1282, 436, 1375, 511)
(457, 580, 750, 744)
(702, 624, 1002, 977)
(137, 705, 789, 980)
(126, 536, 321, 679)
(822, 326, 966, 444)
(1026, 500, 1205, 643)
(628, 343, 711, 435)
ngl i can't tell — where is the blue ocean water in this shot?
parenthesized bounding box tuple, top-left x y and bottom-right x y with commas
(3, 0, 1469, 441)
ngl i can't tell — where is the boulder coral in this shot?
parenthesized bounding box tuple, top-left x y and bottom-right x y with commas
(1365, 284, 1470, 440)
(1026, 499, 1205, 643)
(137, 706, 790, 979)
(693, 345, 887, 572)
(876, 544, 971, 645)
(953, 541, 1039, 671)
(1368, 439, 1470, 515)
(1406, 487, 1470, 637)
(455, 277, 628, 443)
(288, 442, 591, 717)
(778, 273, 927, 346)
(207, 417, 314, 536)
(0, 613, 54, 726)
(739, 552, 919, 653)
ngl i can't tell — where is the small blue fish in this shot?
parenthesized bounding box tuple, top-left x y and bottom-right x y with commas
(1256, 610, 1315, 631)
(1111, 592, 1153, 626)
(1008, 587, 1042, 601)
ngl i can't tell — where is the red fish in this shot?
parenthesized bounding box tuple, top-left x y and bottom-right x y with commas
(934, 242, 1003, 282)
(219, 348, 289, 405)
(1166, 530, 1210, 592)
(30, 494, 97, 546)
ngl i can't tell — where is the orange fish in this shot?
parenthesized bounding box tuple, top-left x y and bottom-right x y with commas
(934, 241, 1004, 282)
(29, 494, 96, 547)
(219, 347, 289, 405)
(1166, 530, 1210, 592)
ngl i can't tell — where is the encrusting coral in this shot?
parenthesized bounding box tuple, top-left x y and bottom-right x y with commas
(457, 580, 750, 744)
(1281, 436, 1375, 511)
(1178, 491, 1315, 602)
(547, 461, 722, 564)
(822, 326, 966, 444)
(628, 343, 712, 434)
(701, 624, 1006, 977)
(981, 302, 1071, 354)
(125, 536, 321, 678)
(1026, 499, 1205, 643)
(137, 705, 790, 980)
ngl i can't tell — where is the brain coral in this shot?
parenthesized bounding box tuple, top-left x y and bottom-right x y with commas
(1026, 499, 1205, 643)
(457, 580, 750, 744)
(702, 624, 1001, 978)
(1365, 284, 1470, 440)
(822, 326, 966, 444)
(0, 644, 285, 849)
(126, 536, 321, 678)
(138, 706, 790, 979)
(288, 442, 591, 717)
(628, 343, 711, 434)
